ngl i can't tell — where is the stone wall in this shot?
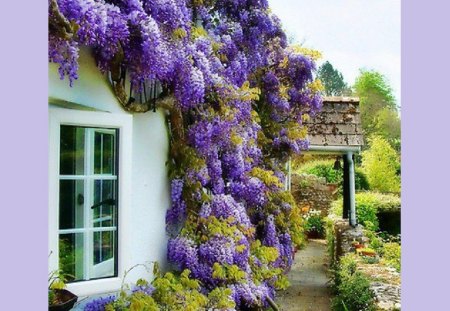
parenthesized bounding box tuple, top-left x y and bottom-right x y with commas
(327, 216, 401, 310)
(291, 173, 338, 216)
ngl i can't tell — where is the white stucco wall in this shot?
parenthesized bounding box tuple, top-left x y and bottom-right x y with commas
(49, 48, 125, 114)
(48, 47, 170, 295)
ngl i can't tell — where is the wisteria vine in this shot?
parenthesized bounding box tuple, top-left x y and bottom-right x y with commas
(49, 0, 323, 309)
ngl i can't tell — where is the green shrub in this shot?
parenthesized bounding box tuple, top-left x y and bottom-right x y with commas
(355, 192, 401, 231)
(304, 214, 325, 237)
(381, 242, 401, 272)
(297, 160, 370, 191)
(355, 167, 370, 191)
(332, 273, 375, 311)
(332, 254, 375, 311)
(362, 136, 400, 193)
(329, 199, 343, 217)
(297, 160, 342, 184)
(364, 229, 384, 254)
(325, 218, 337, 267)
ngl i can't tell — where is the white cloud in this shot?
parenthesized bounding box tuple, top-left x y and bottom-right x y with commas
(268, 0, 401, 104)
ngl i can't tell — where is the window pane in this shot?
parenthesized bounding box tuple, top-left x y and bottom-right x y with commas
(59, 234, 85, 282)
(93, 230, 115, 268)
(60, 126, 85, 175)
(94, 131, 116, 175)
(59, 180, 84, 229)
(93, 180, 116, 226)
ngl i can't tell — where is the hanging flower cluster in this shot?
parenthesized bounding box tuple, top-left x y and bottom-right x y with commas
(49, 0, 323, 309)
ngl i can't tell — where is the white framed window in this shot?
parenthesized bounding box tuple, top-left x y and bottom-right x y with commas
(49, 107, 132, 297)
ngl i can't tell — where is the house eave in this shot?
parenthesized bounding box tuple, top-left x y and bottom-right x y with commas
(306, 145, 361, 154)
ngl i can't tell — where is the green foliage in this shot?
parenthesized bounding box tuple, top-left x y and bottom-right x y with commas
(356, 192, 401, 213)
(374, 108, 401, 151)
(330, 192, 400, 232)
(304, 214, 325, 237)
(300, 160, 342, 184)
(248, 240, 290, 290)
(48, 269, 69, 306)
(380, 242, 401, 272)
(356, 203, 379, 232)
(332, 273, 375, 311)
(329, 199, 343, 217)
(364, 229, 384, 254)
(212, 263, 246, 282)
(325, 218, 337, 267)
(206, 287, 235, 310)
(361, 136, 401, 193)
(317, 61, 351, 96)
(355, 167, 370, 191)
(150, 270, 209, 311)
(353, 70, 399, 145)
(92, 267, 237, 311)
(332, 254, 375, 311)
(297, 159, 370, 191)
(251, 240, 279, 265)
(126, 292, 160, 311)
(267, 190, 306, 249)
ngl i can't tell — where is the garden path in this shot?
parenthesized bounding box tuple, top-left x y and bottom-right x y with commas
(276, 239, 332, 311)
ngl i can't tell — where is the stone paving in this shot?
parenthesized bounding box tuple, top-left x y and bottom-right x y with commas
(276, 239, 332, 311)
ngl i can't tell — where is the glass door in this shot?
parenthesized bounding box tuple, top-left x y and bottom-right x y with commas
(59, 126, 118, 282)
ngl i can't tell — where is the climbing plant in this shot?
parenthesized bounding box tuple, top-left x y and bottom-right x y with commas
(49, 0, 322, 309)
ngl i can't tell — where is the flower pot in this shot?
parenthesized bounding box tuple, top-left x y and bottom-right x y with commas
(49, 289, 78, 311)
(306, 231, 320, 239)
(361, 251, 376, 257)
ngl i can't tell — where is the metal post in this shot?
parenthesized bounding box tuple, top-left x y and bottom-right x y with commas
(346, 152, 357, 227)
(342, 154, 350, 219)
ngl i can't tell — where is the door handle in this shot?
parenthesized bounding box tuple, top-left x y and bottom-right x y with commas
(91, 198, 116, 209)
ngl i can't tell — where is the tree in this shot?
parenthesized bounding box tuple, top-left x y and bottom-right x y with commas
(317, 61, 351, 96)
(361, 136, 400, 193)
(353, 70, 400, 147)
(374, 107, 401, 151)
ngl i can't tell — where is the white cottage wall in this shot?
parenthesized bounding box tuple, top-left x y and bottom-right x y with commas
(128, 111, 170, 282)
(48, 47, 170, 296)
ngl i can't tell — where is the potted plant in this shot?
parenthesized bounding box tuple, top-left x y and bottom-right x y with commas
(48, 270, 78, 311)
(304, 214, 325, 239)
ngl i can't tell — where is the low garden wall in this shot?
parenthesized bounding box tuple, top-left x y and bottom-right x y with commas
(291, 173, 338, 239)
(291, 173, 338, 217)
(326, 215, 401, 311)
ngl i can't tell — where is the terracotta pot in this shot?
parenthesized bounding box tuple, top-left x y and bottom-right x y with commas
(361, 251, 376, 257)
(49, 289, 78, 311)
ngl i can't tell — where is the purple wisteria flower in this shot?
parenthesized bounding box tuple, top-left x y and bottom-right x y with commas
(50, 0, 323, 306)
(132, 283, 155, 296)
(84, 295, 116, 311)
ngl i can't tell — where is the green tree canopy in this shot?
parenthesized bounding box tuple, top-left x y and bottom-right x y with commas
(374, 107, 401, 150)
(361, 136, 400, 193)
(317, 61, 351, 96)
(353, 70, 400, 147)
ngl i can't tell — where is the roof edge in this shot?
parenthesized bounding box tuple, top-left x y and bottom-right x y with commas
(306, 145, 361, 154)
(322, 96, 360, 103)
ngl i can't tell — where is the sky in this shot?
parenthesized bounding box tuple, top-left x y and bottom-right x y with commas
(268, 0, 401, 106)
